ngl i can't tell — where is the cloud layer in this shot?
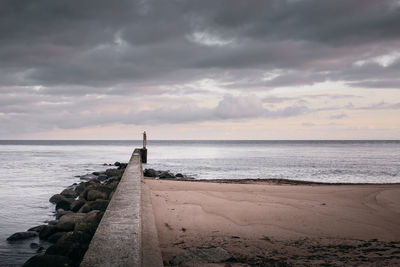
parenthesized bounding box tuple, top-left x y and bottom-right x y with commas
(1, 0, 400, 138)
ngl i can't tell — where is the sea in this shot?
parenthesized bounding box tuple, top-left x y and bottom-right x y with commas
(0, 140, 399, 266)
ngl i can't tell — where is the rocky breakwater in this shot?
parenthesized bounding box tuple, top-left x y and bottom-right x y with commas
(144, 168, 193, 179)
(6, 162, 127, 267)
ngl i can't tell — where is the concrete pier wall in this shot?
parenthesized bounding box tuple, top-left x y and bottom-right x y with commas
(80, 148, 162, 267)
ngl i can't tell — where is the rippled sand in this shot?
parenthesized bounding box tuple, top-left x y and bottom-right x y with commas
(146, 179, 400, 266)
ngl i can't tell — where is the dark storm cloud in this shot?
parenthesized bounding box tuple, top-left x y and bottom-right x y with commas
(1, 0, 400, 135)
(0, 0, 399, 88)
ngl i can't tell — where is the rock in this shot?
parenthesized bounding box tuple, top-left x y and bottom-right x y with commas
(7, 231, 38, 241)
(79, 200, 109, 213)
(39, 225, 58, 240)
(105, 176, 119, 184)
(55, 210, 72, 220)
(46, 242, 88, 264)
(57, 230, 92, 245)
(49, 194, 71, 205)
(114, 161, 121, 166)
(92, 171, 101, 176)
(60, 189, 77, 198)
(105, 168, 124, 178)
(55, 199, 72, 211)
(117, 163, 127, 169)
(81, 184, 112, 200)
(83, 210, 103, 225)
(97, 174, 108, 181)
(159, 171, 175, 179)
(47, 232, 66, 243)
(104, 179, 119, 189)
(74, 182, 86, 195)
(79, 173, 97, 181)
(70, 199, 86, 212)
(176, 173, 184, 178)
(59, 213, 86, 225)
(74, 210, 103, 235)
(170, 247, 232, 266)
(23, 255, 74, 267)
(47, 220, 59, 225)
(144, 168, 157, 177)
(56, 221, 75, 231)
(78, 203, 92, 213)
(30, 243, 39, 249)
(86, 190, 107, 201)
(47, 231, 93, 264)
(28, 225, 46, 232)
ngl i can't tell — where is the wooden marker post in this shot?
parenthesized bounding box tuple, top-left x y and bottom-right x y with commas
(140, 131, 147, 163)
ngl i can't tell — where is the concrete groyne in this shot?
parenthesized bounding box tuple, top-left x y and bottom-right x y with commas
(80, 148, 162, 267)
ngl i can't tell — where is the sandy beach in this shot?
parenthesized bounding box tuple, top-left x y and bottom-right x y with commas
(146, 178, 400, 266)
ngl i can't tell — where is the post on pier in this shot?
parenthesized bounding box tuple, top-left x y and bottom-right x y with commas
(140, 131, 147, 163)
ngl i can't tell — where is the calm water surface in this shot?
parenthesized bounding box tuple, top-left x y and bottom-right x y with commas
(0, 140, 399, 266)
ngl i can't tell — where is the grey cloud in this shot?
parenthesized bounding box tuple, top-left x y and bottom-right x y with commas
(329, 113, 348, 120)
(0, 0, 399, 90)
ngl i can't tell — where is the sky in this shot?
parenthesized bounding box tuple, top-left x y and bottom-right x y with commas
(1, 0, 400, 140)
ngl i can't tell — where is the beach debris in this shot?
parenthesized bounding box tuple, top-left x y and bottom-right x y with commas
(164, 222, 173, 230)
(170, 247, 232, 266)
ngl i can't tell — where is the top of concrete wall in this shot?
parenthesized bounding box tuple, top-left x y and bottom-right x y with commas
(80, 149, 143, 267)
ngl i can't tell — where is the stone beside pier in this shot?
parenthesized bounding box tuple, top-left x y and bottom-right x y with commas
(80, 148, 163, 267)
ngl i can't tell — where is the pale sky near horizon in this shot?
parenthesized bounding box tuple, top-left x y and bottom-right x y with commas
(1, 0, 400, 140)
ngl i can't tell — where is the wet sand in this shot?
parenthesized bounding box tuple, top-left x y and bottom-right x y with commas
(146, 178, 400, 266)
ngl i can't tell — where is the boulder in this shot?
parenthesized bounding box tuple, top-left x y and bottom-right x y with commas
(83, 210, 103, 225)
(81, 184, 112, 200)
(56, 221, 75, 231)
(56, 230, 91, 245)
(105, 168, 124, 178)
(97, 174, 108, 181)
(49, 194, 71, 205)
(70, 199, 86, 212)
(55, 210, 72, 220)
(86, 190, 107, 201)
(159, 171, 175, 179)
(144, 168, 157, 177)
(22, 255, 73, 267)
(47, 232, 66, 243)
(105, 176, 119, 184)
(28, 225, 46, 232)
(7, 231, 38, 241)
(79, 200, 109, 213)
(55, 199, 72, 211)
(117, 163, 127, 169)
(60, 189, 77, 199)
(59, 213, 86, 225)
(114, 161, 121, 166)
(175, 173, 184, 178)
(74, 182, 86, 195)
(39, 225, 58, 240)
(79, 173, 97, 181)
(30, 243, 39, 249)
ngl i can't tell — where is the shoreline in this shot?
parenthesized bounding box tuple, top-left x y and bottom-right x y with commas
(150, 177, 400, 186)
